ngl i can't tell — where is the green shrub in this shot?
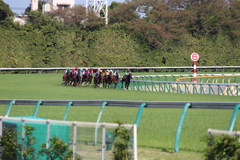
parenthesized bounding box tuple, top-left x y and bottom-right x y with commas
(112, 120, 133, 160)
(202, 134, 240, 160)
(0, 127, 19, 159)
(38, 136, 82, 160)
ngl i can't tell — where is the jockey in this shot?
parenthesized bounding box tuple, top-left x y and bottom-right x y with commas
(105, 70, 109, 76)
(114, 70, 120, 78)
(89, 68, 93, 74)
(74, 67, 78, 74)
(85, 68, 89, 74)
(109, 70, 113, 75)
(125, 68, 131, 75)
(82, 69, 86, 75)
(80, 68, 83, 76)
(65, 68, 70, 73)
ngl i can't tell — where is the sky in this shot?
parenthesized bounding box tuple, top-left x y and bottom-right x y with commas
(4, 0, 126, 15)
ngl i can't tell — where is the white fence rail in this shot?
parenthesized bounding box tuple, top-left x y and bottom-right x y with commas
(208, 128, 240, 142)
(0, 66, 239, 73)
(0, 116, 137, 160)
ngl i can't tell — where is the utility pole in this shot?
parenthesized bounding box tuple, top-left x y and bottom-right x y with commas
(86, 0, 108, 25)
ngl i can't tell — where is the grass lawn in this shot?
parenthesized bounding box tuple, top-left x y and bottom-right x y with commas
(0, 72, 239, 160)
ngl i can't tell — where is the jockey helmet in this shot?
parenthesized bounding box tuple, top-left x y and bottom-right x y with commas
(86, 68, 88, 71)
(127, 68, 130, 70)
(80, 68, 83, 70)
(116, 70, 119, 72)
(75, 67, 78, 70)
(110, 70, 113, 72)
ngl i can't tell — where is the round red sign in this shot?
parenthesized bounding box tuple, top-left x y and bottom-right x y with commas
(190, 53, 199, 61)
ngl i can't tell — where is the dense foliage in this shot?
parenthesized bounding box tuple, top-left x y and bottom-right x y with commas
(202, 134, 240, 160)
(0, 0, 240, 67)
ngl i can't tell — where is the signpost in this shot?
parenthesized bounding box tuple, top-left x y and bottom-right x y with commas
(190, 53, 199, 82)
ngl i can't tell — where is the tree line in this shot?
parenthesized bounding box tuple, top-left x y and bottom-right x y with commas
(0, 0, 239, 68)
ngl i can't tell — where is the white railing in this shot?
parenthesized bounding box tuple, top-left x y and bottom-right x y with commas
(0, 66, 239, 73)
(0, 116, 137, 160)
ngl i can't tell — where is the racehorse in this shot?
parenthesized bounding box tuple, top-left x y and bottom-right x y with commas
(94, 72, 102, 88)
(72, 73, 79, 87)
(62, 73, 68, 85)
(81, 73, 92, 86)
(121, 73, 132, 90)
(112, 73, 120, 89)
(103, 75, 113, 88)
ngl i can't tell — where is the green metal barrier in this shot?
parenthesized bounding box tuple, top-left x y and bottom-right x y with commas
(228, 104, 240, 132)
(63, 101, 73, 121)
(174, 103, 192, 152)
(32, 100, 42, 117)
(5, 100, 15, 117)
(128, 80, 240, 96)
(94, 101, 108, 145)
(135, 103, 147, 128)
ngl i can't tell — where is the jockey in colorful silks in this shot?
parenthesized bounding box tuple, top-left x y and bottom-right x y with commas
(125, 68, 131, 75)
(89, 68, 94, 74)
(80, 68, 84, 76)
(114, 70, 120, 78)
(109, 70, 113, 76)
(105, 70, 109, 76)
(82, 69, 86, 75)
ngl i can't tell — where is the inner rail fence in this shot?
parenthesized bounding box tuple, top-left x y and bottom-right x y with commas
(0, 66, 240, 74)
(118, 73, 240, 97)
(126, 79, 240, 96)
(0, 100, 240, 153)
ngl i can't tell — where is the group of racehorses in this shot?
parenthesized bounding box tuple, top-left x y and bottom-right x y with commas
(62, 70, 132, 90)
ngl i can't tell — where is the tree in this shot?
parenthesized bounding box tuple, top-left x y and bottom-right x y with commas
(0, 0, 14, 21)
(108, 2, 140, 24)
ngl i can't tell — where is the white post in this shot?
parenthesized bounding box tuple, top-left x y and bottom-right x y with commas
(0, 117, 2, 157)
(72, 121, 77, 160)
(102, 123, 106, 160)
(21, 118, 26, 159)
(46, 120, 50, 151)
(133, 124, 137, 160)
(106, 0, 108, 25)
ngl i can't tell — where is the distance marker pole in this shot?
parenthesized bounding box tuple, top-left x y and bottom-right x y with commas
(193, 61, 197, 82)
(190, 52, 199, 83)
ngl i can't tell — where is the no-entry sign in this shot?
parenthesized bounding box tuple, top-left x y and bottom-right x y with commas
(190, 52, 199, 61)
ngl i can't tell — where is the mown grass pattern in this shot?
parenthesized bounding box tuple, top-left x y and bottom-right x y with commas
(0, 73, 240, 156)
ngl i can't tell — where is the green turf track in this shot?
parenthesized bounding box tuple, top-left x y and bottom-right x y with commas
(0, 73, 240, 153)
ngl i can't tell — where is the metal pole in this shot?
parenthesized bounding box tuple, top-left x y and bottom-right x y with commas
(102, 123, 106, 160)
(135, 103, 146, 128)
(228, 104, 240, 131)
(32, 100, 42, 117)
(174, 103, 192, 152)
(63, 102, 73, 121)
(94, 102, 108, 145)
(5, 100, 15, 117)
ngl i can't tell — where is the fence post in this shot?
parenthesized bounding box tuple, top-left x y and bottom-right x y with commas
(5, 100, 15, 117)
(135, 103, 147, 128)
(21, 118, 26, 159)
(102, 123, 106, 160)
(73, 121, 77, 160)
(32, 100, 42, 117)
(228, 104, 240, 132)
(0, 116, 2, 157)
(63, 102, 73, 121)
(94, 102, 108, 145)
(174, 103, 192, 152)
